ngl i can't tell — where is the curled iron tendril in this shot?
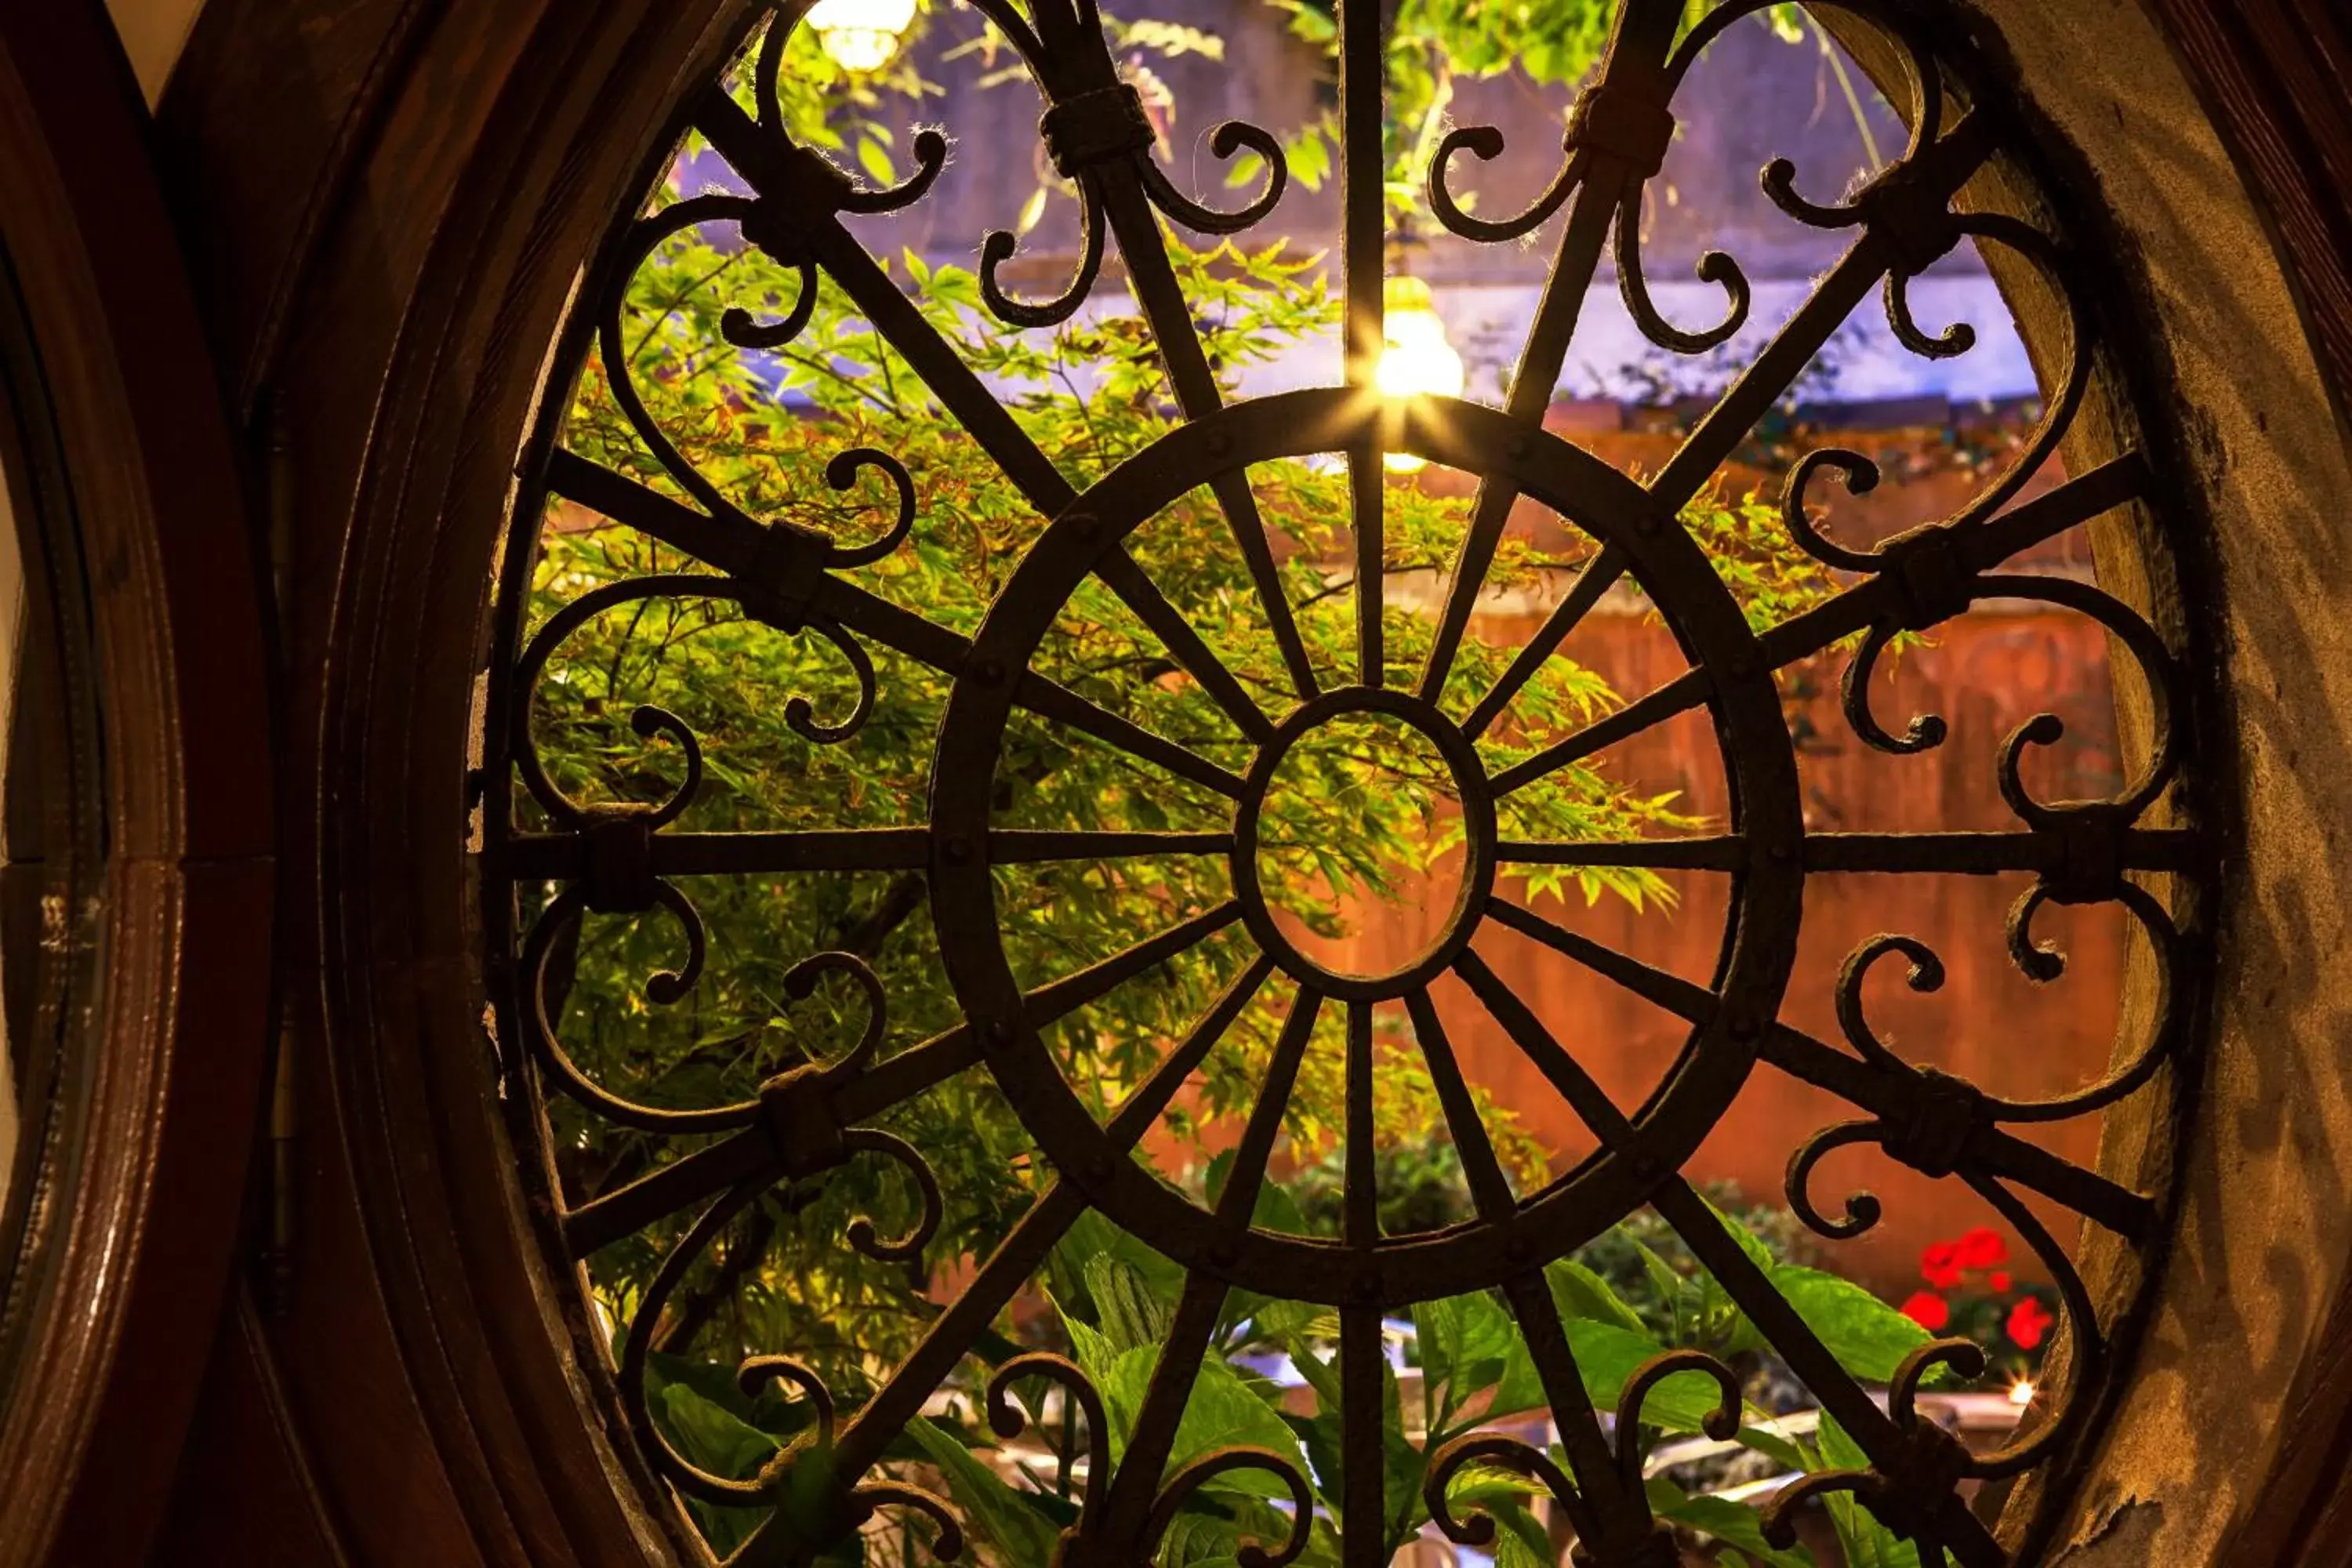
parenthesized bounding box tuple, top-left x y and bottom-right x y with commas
(1790, 898, 2184, 1241)
(987, 1354, 1308, 1566)
(1668, 0, 1944, 155)
(522, 886, 723, 1134)
(1425, 1432, 1596, 1548)
(987, 1354, 1108, 1556)
(1780, 219, 2092, 564)
(1429, 79, 1748, 354)
(1792, 456, 2182, 776)
(782, 612, 878, 743)
(514, 579, 878, 798)
(982, 179, 1107, 329)
(513, 576, 726, 826)
(1427, 1349, 1739, 1555)
(523, 927, 891, 1145)
(833, 1127, 946, 1262)
(1761, 1328, 2063, 1565)
(1144, 1448, 1316, 1568)
(736, 1356, 970, 1555)
(1616, 203, 1751, 355)
(739, 1349, 971, 1559)
(820, 447, 918, 568)
(1428, 127, 1584, 245)
(1955, 1171, 2103, 1478)
(619, 1184, 785, 1504)
(980, 125, 1290, 328)
(1842, 618, 1946, 756)
(1142, 119, 1290, 234)
(618, 1174, 958, 1525)
(756, 2, 955, 212)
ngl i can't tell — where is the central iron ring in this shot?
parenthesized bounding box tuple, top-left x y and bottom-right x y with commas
(931, 388, 1804, 1305)
(1232, 685, 1499, 1003)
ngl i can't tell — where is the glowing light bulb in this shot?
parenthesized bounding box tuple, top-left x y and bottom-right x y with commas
(1377, 277, 1464, 472)
(804, 0, 916, 71)
(2009, 1379, 2036, 1408)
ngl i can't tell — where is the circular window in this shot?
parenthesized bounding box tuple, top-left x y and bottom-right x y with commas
(485, 2, 2212, 1563)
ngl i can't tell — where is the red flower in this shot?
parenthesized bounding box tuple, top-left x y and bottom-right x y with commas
(1901, 1291, 1951, 1331)
(1955, 1227, 2009, 1269)
(2007, 1295, 2056, 1350)
(1989, 1271, 2013, 1294)
(1920, 1240, 1964, 1290)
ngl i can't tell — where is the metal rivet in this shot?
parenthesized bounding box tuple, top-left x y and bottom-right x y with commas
(1069, 512, 1099, 539)
(1730, 1013, 1759, 1040)
(1348, 1272, 1381, 1304)
(973, 658, 1005, 687)
(1768, 841, 1793, 864)
(984, 1016, 1015, 1047)
(1729, 655, 1758, 679)
(1507, 434, 1531, 459)
(1205, 430, 1232, 457)
(944, 836, 973, 865)
(1636, 514, 1660, 537)
(1207, 1239, 1239, 1269)
(1631, 1151, 1663, 1181)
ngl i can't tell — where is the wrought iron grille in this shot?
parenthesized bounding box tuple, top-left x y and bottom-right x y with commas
(483, 0, 2213, 1563)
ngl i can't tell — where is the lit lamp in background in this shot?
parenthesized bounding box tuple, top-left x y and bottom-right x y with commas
(803, 0, 916, 71)
(1377, 275, 1465, 473)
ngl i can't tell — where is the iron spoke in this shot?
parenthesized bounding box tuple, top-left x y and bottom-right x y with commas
(1806, 828, 2201, 877)
(561, 1130, 776, 1258)
(1096, 1272, 1232, 1546)
(568, 905, 1247, 1254)
(1489, 668, 1711, 797)
(1345, 1000, 1380, 1248)
(1094, 544, 1279, 742)
(1460, 546, 1628, 740)
(837, 900, 1246, 1125)
(1650, 1178, 2006, 1567)
(1755, 1025, 2157, 1241)
(818, 574, 1253, 799)
(1224, 985, 1325, 1223)
(1094, 169, 1319, 701)
(1500, 835, 1747, 871)
(544, 448, 757, 570)
(833, 956, 1275, 1475)
(1339, 1303, 1387, 1567)
(1490, 896, 2159, 1240)
(1340, 0, 1385, 691)
(501, 826, 931, 881)
(698, 90, 1076, 515)
(1352, 445, 1385, 688)
(1454, 948, 1629, 1152)
(707, 91, 1285, 750)
(1650, 1181, 2005, 1564)
(1495, 1270, 1642, 1538)
(988, 828, 1233, 864)
(1486, 450, 2153, 797)
(1414, 0, 1682, 704)
(1404, 989, 1515, 1217)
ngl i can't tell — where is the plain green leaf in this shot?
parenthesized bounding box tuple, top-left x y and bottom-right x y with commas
(1547, 1257, 1650, 1335)
(1772, 1266, 1937, 1385)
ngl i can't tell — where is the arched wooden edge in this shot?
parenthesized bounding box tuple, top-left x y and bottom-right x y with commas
(0, 6, 275, 1566)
